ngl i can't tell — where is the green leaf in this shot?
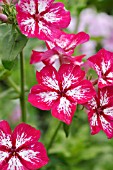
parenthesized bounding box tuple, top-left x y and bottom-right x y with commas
(0, 66, 11, 80)
(0, 24, 28, 70)
(2, 59, 17, 70)
(63, 123, 70, 138)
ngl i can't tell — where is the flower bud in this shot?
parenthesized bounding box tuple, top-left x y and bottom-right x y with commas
(0, 13, 8, 22)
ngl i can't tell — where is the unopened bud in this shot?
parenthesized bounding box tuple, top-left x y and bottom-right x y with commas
(0, 13, 8, 22)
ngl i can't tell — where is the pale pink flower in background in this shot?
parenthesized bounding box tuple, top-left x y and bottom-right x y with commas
(9, 104, 21, 124)
(80, 40, 97, 57)
(67, 16, 76, 32)
(68, 8, 113, 55)
(102, 33, 113, 52)
(78, 9, 113, 38)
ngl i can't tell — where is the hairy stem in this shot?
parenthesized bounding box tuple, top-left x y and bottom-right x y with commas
(47, 121, 62, 152)
(20, 51, 27, 122)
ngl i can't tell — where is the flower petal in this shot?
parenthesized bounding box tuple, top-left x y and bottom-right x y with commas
(30, 50, 48, 64)
(12, 123, 40, 149)
(18, 142, 49, 169)
(104, 106, 113, 120)
(38, 0, 54, 13)
(36, 65, 60, 91)
(28, 85, 59, 110)
(17, 0, 36, 15)
(43, 2, 70, 28)
(46, 32, 89, 55)
(52, 97, 76, 124)
(30, 49, 56, 65)
(88, 49, 113, 88)
(99, 86, 113, 107)
(88, 110, 101, 135)
(16, 8, 37, 38)
(67, 55, 85, 66)
(58, 64, 85, 90)
(37, 20, 63, 41)
(0, 120, 12, 149)
(100, 115, 113, 139)
(64, 32, 90, 55)
(87, 96, 98, 110)
(66, 80, 96, 103)
(0, 151, 9, 169)
(2, 156, 28, 170)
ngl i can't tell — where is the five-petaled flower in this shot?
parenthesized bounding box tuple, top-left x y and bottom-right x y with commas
(16, 0, 71, 40)
(0, 120, 49, 169)
(85, 86, 113, 138)
(30, 31, 89, 66)
(88, 48, 113, 88)
(28, 64, 96, 125)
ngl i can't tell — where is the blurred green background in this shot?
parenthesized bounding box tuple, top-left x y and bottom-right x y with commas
(0, 0, 113, 169)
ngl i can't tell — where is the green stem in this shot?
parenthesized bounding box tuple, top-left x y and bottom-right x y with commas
(0, 88, 13, 98)
(47, 121, 62, 152)
(20, 51, 26, 123)
(7, 77, 20, 94)
(15, 25, 21, 34)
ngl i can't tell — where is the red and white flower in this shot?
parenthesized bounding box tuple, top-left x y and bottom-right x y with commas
(16, 0, 70, 40)
(0, 120, 49, 169)
(28, 64, 95, 125)
(88, 48, 113, 88)
(86, 86, 113, 138)
(30, 31, 89, 66)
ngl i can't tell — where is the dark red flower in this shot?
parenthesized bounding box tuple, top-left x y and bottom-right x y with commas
(85, 86, 113, 138)
(28, 64, 95, 125)
(0, 120, 49, 169)
(88, 49, 113, 88)
(16, 0, 70, 40)
(30, 31, 89, 66)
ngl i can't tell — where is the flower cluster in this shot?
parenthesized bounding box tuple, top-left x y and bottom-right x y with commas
(85, 49, 113, 138)
(16, 0, 113, 139)
(1, 0, 113, 169)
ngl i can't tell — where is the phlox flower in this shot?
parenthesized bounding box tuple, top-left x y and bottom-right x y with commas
(0, 120, 49, 169)
(88, 49, 113, 88)
(30, 31, 89, 66)
(28, 64, 95, 125)
(85, 86, 113, 138)
(16, 0, 70, 40)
